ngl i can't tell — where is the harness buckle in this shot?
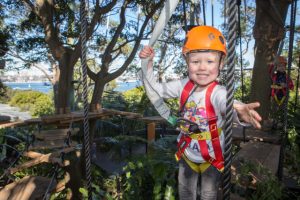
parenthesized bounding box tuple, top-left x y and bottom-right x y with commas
(209, 124, 217, 132)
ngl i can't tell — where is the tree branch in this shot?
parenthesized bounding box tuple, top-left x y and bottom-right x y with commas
(101, 1, 128, 73)
(73, 0, 118, 62)
(7, 50, 52, 82)
(108, 0, 165, 81)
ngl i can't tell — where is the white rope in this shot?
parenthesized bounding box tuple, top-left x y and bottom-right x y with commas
(140, 0, 180, 125)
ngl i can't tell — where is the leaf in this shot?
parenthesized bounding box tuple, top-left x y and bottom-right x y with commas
(164, 185, 175, 200)
(79, 187, 88, 198)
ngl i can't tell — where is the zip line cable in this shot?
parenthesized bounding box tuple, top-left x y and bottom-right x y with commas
(223, 1, 237, 199)
(211, 0, 214, 27)
(295, 55, 300, 111)
(80, 0, 92, 199)
(278, 0, 297, 181)
(223, 0, 227, 30)
(183, 0, 188, 33)
(202, 0, 206, 25)
(237, 0, 244, 102)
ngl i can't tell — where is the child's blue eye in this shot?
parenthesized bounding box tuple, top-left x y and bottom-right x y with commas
(207, 60, 214, 64)
(191, 61, 200, 64)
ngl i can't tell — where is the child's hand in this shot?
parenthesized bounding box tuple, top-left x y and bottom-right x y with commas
(139, 45, 154, 61)
(234, 102, 262, 129)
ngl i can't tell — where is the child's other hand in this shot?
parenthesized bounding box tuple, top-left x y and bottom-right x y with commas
(139, 45, 154, 61)
(234, 102, 262, 129)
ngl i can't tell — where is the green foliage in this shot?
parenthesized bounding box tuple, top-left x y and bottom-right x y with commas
(0, 81, 8, 103)
(94, 135, 178, 199)
(123, 86, 176, 117)
(123, 87, 144, 105)
(285, 107, 300, 188)
(234, 161, 284, 200)
(9, 90, 43, 109)
(9, 90, 54, 117)
(86, 135, 178, 199)
(123, 86, 145, 113)
(0, 87, 17, 103)
(102, 91, 127, 111)
(0, 29, 9, 57)
(122, 136, 178, 199)
(234, 73, 252, 103)
(30, 94, 55, 117)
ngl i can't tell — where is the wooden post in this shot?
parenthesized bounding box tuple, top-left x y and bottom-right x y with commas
(147, 122, 156, 143)
(147, 122, 156, 153)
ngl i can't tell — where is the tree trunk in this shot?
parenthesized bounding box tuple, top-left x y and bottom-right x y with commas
(51, 62, 60, 110)
(250, 0, 290, 120)
(57, 54, 74, 114)
(90, 78, 106, 110)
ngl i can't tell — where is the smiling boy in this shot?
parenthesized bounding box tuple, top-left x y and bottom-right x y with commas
(139, 26, 261, 200)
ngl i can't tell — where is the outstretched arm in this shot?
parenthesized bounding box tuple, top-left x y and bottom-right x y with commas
(233, 102, 262, 129)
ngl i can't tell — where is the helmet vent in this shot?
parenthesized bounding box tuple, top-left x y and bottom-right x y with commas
(208, 33, 215, 40)
(219, 36, 225, 45)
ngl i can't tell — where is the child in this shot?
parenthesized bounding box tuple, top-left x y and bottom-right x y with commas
(269, 56, 294, 106)
(268, 56, 294, 129)
(139, 26, 262, 200)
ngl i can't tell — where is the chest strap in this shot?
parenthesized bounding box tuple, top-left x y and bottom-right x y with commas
(176, 81, 224, 172)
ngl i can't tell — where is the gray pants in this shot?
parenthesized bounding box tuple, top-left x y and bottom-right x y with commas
(178, 159, 221, 200)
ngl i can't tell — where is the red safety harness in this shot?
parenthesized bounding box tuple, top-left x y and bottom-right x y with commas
(269, 64, 294, 106)
(175, 80, 224, 171)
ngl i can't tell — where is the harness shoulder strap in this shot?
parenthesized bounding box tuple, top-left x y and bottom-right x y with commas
(198, 81, 224, 171)
(180, 80, 194, 110)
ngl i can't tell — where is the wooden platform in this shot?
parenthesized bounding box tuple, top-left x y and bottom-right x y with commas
(0, 176, 56, 200)
(232, 124, 281, 144)
(24, 109, 142, 125)
(33, 128, 79, 141)
(7, 147, 75, 174)
(29, 127, 79, 150)
(231, 141, 281, 188)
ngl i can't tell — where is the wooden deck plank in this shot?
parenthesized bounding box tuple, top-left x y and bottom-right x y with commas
(0, 176, 56, 200)
(8, 147, 76, 174)
(231, 141, 281, 188)
(29, 140, 78, 150)
(33, 128, 79, 140)
(232, 124, 281, 144)
(233, 142, 280, 173)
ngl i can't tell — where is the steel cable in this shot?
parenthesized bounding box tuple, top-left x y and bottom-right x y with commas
(278, 0, 297, 181)
(223, 1, 237, 199)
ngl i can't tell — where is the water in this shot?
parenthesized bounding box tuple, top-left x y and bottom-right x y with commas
(114, 81, 142, 92)
(4, 82, 52, 93)
(4, 81, 141, 93)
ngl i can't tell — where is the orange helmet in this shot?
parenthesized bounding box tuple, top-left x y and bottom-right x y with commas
(182, 26, 227, 56)
(278, 56, 287, 64)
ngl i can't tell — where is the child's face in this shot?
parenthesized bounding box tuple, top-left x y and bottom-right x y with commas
(277, 62, 286, 72)
(187, 51, 223, 88)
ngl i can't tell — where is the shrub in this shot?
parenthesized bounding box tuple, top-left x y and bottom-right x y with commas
(9, 90, 54, 117)
(9, 90, 43, 110)
(30, 95, 54, 117)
